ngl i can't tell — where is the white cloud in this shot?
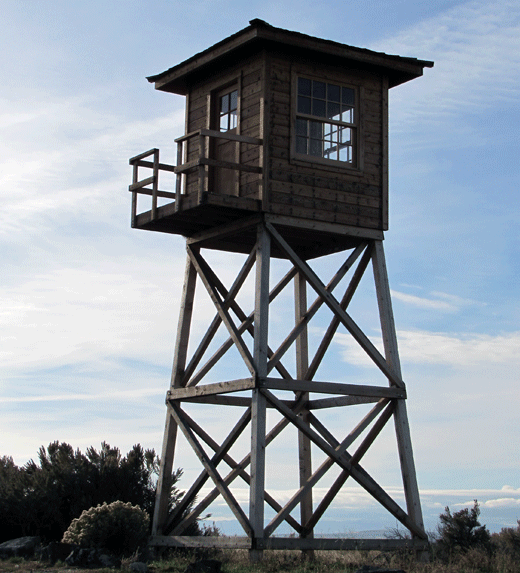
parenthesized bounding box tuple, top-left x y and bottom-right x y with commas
(335, 329, 520, 367)
(0, 387, 164, 404)
(369, 0, 520, 145)
(0, 93, 185, 238)
(391, 290, 457, 311)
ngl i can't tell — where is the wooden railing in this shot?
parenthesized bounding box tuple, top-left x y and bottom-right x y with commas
(129, 130, 262, 225)
(129, 148, 176, 226)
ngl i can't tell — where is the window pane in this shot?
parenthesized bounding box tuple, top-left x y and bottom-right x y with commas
(220, 94, 229, 114)
(340, 127, 352, 144)
(312, 99, 326, 118)
(323, 123, 332, 139)
(296, 118, 308, 136)
(342, 87, 355, 105)
(339, 146, 352, 162)
(327, 101, 340, 121)
(220, 115, 228, 131)
(313, 81, 326, 99)
(298, 96, 311, 114)
(309, 121, 322, 139)
(327, 84, 340, 102)
(298, 77, 311, 96)
(310, 138, 322, 157)
(230, 90, 238, 111)
(230, 110, 237, 130)
(325, 146, 338, 161)
(341, 105, 354, 123)
(296, 136, 307, 154)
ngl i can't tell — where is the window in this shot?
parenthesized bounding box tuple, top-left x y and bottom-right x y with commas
(295, 77, 356, 165)
(219, 89, 238, 132)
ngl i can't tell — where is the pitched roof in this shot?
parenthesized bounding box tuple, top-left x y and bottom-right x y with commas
(148, 19, 433, 94)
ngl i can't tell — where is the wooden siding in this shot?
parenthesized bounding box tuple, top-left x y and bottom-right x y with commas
(182, 54, 264, 199)
(176, 48, 387, 233)
(266, 53, 385, 231)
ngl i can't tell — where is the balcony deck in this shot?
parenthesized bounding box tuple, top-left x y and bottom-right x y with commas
(129, 147, 383, 260)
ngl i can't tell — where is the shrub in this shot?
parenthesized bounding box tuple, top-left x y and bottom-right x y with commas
(435, 500, 492, 558)
(492, 519, 520, 558)
(62, 500, 149, 557)
(0, 441, 187, 543)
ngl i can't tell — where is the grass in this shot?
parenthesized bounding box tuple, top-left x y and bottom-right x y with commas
(2, 547, 520, 573)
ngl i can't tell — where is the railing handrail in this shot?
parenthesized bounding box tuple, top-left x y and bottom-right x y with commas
(129, 148, 159, 164)
(130, 129, 263, 223)
(175, 129, 262, 147)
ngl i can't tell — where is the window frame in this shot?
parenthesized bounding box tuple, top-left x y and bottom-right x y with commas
(291, 73, 361, 172)
(218, 88, 239, 132)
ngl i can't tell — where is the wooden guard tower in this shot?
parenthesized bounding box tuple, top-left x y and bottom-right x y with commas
(129, 20, 433, 557)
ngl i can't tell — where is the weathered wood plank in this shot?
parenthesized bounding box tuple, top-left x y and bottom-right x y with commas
(151, 535, 252, 549)
(250, 224, 271, 556)
(152, 255, 197, 535)
(269, 180, 380, 209)
(168, 396, 307, 536)
(266, 242, 367, 375)
(264, 213, 383, 240)
(264, 399, 389, 537)
(266, 223, 404, 386)
(258, 537, 429, 551)
(181, 245, 256, 385)
(187, 247, 257, 375)
(308, 395, 380, 409)
(372, 240, 426, 538)
(170, 404, 253, 536)
(268, 202, 381, 230)
(261, 388, 424, 538)
(269, 190, 381, 220)
(306, 243, 373, 380)
(260, 378, 405, 399)
(165, 406, 251, 533)
(168, 378, 255, 401)
(304, 401, 395, 532)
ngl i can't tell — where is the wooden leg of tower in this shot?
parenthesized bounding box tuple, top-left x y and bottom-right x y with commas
(152, 253, 198, 537)
(249, 223, 270, 562)
(371, 240, 428, 557)
(295, 271, 314, 559)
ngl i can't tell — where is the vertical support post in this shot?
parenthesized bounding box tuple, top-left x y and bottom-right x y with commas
(249, 222, 270, 561)
(152, 252, 198, 535)
(371, 240, 426, 541)
(294, 272, 314, 558)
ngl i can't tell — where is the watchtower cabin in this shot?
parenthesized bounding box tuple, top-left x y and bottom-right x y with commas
(130, 18, 432, 258)
(129, 20, 433, 559)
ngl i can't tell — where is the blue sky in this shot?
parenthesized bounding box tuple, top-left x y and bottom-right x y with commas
(1, 0, 519, 536)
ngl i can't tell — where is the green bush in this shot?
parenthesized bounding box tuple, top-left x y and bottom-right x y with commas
(492, 519, 520, 558)
(0, 441, 187, 542)
(435, 500, 492, 558)
(62, 500, 149, 557)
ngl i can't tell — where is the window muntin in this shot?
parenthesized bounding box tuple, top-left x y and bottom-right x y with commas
(295, 77, 356, 165)
(219, 89, 238, 132)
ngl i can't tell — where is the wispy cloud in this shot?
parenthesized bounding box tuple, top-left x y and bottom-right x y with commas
(391, 290, 457, 312)
(369, 0, 520, 145)
(0, 387, 164, 404)
(335, 329, 520, 367)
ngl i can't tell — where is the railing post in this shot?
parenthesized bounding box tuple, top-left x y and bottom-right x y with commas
(198, 132, 206, 202)
(152, 149, 159, 220)
(175, 141, 183, 213)
(131, 162, 138, 227)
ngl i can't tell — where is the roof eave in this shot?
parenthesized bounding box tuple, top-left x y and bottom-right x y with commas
(147, 20, 433, 94)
